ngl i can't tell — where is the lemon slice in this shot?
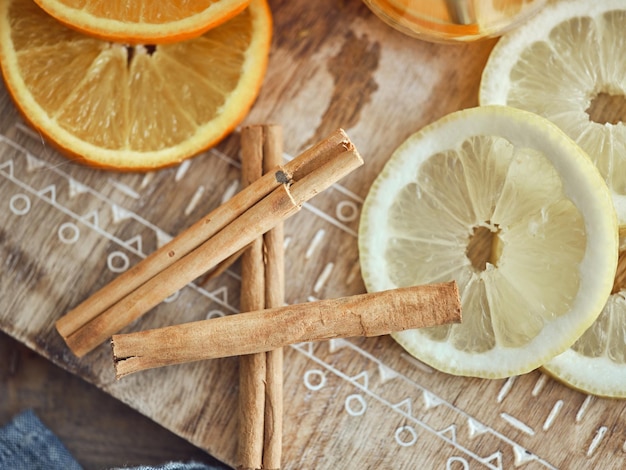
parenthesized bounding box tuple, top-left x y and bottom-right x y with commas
(479, 0, 626, 207)
(545, 284, 626, 398)
(479, 0, 626, 395)
(358, 105, 617, 379)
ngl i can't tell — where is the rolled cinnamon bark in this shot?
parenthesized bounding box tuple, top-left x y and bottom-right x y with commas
(57, 131, 362, 357)
(112, 282, 462, 378)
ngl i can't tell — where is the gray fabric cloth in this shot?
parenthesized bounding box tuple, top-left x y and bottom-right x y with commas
(113, 464, 219, 470)
(0, 410, 224, 470)
(0, 409, 83, 470)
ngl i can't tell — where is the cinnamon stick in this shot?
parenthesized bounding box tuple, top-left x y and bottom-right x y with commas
(112, 282, 462, 378)
(261, 125, 284, 470)
(56, 128, 354, 353)
(238, 125, 268, 470)
(199, 246, 248, 285)
(60, 135, 363, 357)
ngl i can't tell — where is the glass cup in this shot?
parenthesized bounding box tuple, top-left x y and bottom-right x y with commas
(362, 0, 547, 43)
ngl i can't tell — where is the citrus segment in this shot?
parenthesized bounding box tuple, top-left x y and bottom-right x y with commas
(358, 106, 617, 379)
(32, 0, 250, 44)
(0, 0, 272, 170)
(479, 0, 626, 396)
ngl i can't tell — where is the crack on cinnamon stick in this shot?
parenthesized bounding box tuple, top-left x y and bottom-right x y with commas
(113, 354, 136, 364)
(357, 311, 368, 337)
(111, 338, 141, 379)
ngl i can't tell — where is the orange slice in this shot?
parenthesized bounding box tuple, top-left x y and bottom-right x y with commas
(0, 0, 272, 170)
(32, 0, 250, 44)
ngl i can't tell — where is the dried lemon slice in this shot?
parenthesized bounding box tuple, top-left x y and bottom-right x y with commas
(480, 0, 626, 396)
(358, 105, 617, 379)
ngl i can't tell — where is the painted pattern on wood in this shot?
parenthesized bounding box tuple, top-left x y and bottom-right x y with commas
(1, 0, 625, 468)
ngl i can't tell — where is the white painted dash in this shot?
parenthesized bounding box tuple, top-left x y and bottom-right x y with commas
(221, 179, 239, 204)
(175, 159, 192, 181)
(305, 229, 326, 259)
(140, 172, 155, 189)
(313, 262, 334, 293)
(500, 413, 535, 436)
(184, 185, 205, 216)
(542, 400, 563, 431)
(587, 426, 608, 457)
(532, 373, 548, 397)
(283, 236, 292, 250)
(497, 376, 516, 403)
(108, 178, 140, 199)
(400, 353, 434, 374)
(576, 395, 593, 423)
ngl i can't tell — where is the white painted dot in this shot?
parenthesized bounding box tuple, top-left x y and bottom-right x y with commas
(335, 200, 358, 222)
(303, 369, 326, 391)
(107, 251, 130, 273)
(164, 290, 180, 303)
(9, 194, 30, 215)
(345, 394, 367, 416)
(446, 456, 469, 470)
(394, 425, 418, 447)
(58, 222, 80, 244)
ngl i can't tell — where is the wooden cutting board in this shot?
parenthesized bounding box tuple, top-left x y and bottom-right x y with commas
(1, 0, 625, 468)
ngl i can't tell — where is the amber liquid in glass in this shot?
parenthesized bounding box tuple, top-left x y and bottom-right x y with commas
(363, 0, 546, 43)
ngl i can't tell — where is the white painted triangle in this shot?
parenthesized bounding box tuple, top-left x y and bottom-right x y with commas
(0, 160, 14, 177)
(482, 451, 503, 470)
(350, 371, 369, 389)
(26, 153, 45, 171)
(328, 338, 349, 353)
(437, 425, 457, 443)
(69, 178, 90, 197)
(392, 398, 413, 417)
(294, 342, 314, 354)
(80, 210, 100, 228)
(112, 204, 133, 223)
(124, 234, 143, 254)
(37, 184, 56, 202)
(513, 445, 538, 466)
(422, 390, 444, 410)
(156, 229, 173, 249)
(378, 364, 399, 383)
(467, 418, 490, 438)
(209, 286, 229, 304)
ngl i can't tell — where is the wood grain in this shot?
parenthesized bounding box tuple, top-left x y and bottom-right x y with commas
(0, 332, 228, 470)
(2, 0, 626, 469)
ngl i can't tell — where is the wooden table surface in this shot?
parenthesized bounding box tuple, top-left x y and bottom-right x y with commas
(3, 0, 626, 469)
(0, 331, 230, 469)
